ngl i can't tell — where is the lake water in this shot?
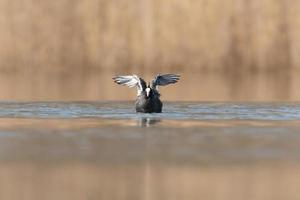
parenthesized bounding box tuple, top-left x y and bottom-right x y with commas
(0, 101, 300, 200)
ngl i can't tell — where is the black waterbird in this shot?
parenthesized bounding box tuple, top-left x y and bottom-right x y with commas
(113, 74, 180, 113)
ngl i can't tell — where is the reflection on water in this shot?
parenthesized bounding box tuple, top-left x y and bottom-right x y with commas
(1, 162, 300, 200)
(0, 102, 300, 199)
(138, 117, 161, 127)
(1, 71, 300, 101)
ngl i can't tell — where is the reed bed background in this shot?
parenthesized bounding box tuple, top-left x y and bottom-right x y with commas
(0, 0, 299, 101)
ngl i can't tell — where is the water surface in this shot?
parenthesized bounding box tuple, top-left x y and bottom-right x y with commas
(1, 101, 300, 120)
(0, 101, 300, 200)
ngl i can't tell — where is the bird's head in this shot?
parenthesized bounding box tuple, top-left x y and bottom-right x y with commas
(145, 87, 152, 98)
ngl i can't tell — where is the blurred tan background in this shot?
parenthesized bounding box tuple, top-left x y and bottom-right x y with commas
(0, 0, 300, 101)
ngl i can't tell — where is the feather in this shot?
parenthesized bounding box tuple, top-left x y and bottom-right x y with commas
(151, 74, 180, 89)
(113, 74, 146, 96)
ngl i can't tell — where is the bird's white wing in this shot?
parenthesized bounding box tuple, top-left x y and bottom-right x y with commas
(113, 74, 147, 96)
(151, 74, 180, 90)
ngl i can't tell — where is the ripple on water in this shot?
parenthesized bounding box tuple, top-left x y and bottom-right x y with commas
(0, 101, 299, 121)
(0, 101, 299, 165)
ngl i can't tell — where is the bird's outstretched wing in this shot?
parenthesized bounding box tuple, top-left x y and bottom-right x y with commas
(113, 74, 147, 96)
(151, 74, 180, 90)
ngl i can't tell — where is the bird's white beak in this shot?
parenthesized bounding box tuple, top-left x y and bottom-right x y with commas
(146, 88, 150, 97)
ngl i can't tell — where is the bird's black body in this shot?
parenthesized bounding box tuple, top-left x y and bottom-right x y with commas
(113, 74, 179, 113)
(135, 90, 162, 113)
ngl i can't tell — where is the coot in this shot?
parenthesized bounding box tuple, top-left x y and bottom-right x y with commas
(113, 74, 180, 113)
